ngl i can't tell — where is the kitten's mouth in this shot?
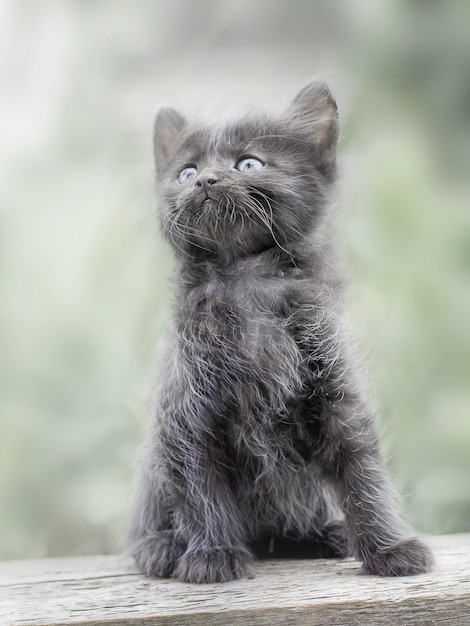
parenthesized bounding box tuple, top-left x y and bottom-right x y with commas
(200, 193, 216, 208)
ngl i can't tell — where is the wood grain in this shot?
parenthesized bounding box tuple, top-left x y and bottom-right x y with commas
(1, 534, 469, 626)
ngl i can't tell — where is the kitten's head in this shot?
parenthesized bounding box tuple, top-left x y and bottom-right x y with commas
(153, 82, 338, 259)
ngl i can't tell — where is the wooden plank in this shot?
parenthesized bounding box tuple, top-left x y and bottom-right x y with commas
(1, 534, 469, 626)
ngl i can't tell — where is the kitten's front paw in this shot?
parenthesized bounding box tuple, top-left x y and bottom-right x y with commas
(131, 530, 185, 578)
(363, 538, 434, 577)
(175, 546, 252, 583)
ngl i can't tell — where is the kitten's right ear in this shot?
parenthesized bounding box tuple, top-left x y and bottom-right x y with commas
(153, 107, 186, 175)
(288, 81, 338, 175)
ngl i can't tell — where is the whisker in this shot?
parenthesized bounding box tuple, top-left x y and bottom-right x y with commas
(247, 186, 305, 240)
(244, 192, 292, 256)
(164, 205, 218, 254)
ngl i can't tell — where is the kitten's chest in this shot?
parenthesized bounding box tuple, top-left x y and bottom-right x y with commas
(181, 273, 307, 393)
(186, 273, 284, 340)
(188, 277, 240, 334)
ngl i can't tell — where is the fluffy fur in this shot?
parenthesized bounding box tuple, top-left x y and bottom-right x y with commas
(128, 82, 433, 583)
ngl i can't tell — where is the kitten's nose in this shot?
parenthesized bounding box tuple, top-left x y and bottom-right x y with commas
(195, 174, 218, 189)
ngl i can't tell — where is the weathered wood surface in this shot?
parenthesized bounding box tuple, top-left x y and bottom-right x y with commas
(1, 534, 469, 626)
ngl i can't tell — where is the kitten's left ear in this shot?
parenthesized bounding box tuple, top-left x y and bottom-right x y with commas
(153, 107, 187, 176)
(288, 81, 339, 168)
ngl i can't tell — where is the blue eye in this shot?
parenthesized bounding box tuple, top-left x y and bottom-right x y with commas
(178, 165, 197, 183)
(235, 157, 264, 172)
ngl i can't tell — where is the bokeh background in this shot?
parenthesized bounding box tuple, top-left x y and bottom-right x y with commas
(1, 0, 469, 561)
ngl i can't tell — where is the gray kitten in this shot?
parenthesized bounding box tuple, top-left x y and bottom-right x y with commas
(128, 82, 433, 583)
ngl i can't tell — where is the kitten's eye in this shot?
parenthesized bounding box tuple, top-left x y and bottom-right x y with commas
(235, 157, 264, 173)
(178, 166, 197, 183)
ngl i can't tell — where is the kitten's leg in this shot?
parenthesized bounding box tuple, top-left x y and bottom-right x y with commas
(128, 437, 186, 577)
(131, 331, 252, 583)
(165, 417, 253, 583)
(311, 371, 433, 576)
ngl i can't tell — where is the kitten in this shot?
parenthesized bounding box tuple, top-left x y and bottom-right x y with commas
(128, 82, 433, 583)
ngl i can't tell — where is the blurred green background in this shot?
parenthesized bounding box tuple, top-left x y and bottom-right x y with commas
(1, 0, 469, 561)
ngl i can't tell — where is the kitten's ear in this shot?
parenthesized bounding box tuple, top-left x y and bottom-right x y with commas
(153, 107, 186, 174)
(288, 81, 338, 166)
